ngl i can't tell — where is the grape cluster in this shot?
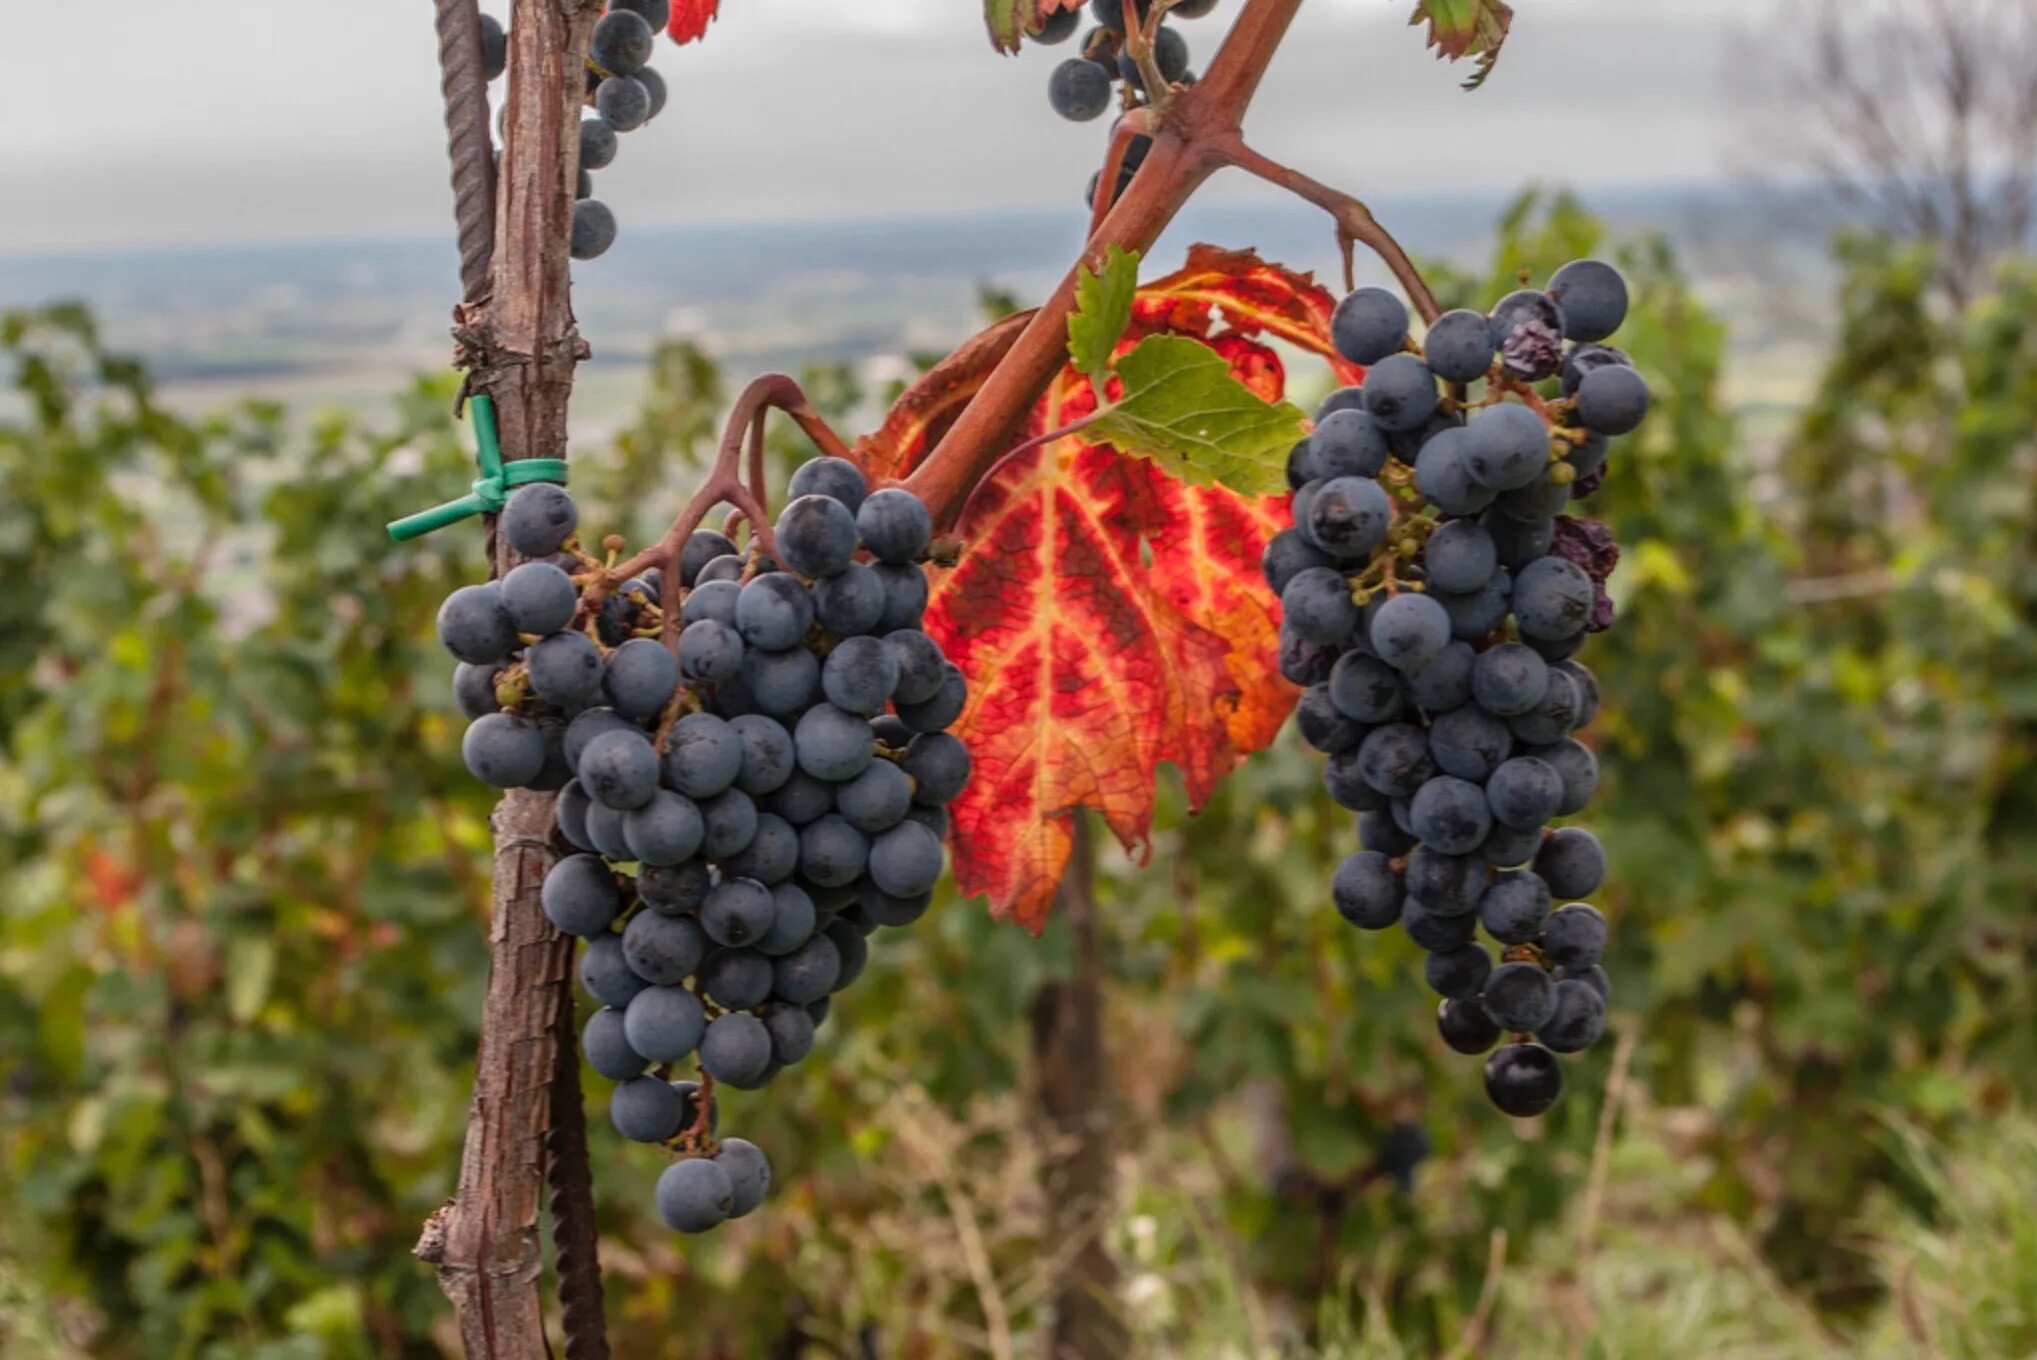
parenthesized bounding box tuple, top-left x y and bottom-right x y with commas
(1267, 259, 1643, 1117)
(1032, 0, 1221, 213)
(436, 458, 970, 1232)
(480, 2, 672, 262)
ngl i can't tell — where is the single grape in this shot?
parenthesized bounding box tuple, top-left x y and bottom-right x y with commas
(900, 731, 970, 806)
(623, 789, 705, 865)
(453, 661, 504, 720)
(1035, 5, 1083, 41)
(1485, 756, 1563, 830)
(1576, 363, 1650, 436)
(1534, 827, 1605, 899)
(798, 813, 870, 887)
(762, 1001, 816, 1064)
(1328, 652, 1404, 724)
(478, 12, 509, 79)
(1410, 775, 1493, 855)
(1538, 977, 1606, 1052)
(740, 646, 819, 718)
(1279, 630, 1338, 686)
(1413, 427, 1499, 517)
(1323, 749, 1383, 811)
(1295, 684, 1362, 754)
(698, 787, 759, 859)
(583, 1007, 647, 1080)
(1261, 527, 1335, 596)
(542, 855, 622, 936)
(1425, 942, 1493, 999)
(1405, 845, 1484, 915)
(1470, 643, 1548, 717)
(1405, 641, 1472, 716)
(1547, 259, 1628, 343)
(638, 859, 712, 915)
(1542, 903, 1607, 970)
(1368, 592, 1451, 672)
(528, 630, 605, 709)
(1484, 1041, 1563, 1116)
(1478, 870, 1552, 944)
(501, 482, 578, 557)
(723, 713, 795, 797)
(813, 562, 887, 637)
(1560, 343, 1631, 398)
(856, 487, 932, 564)
(1360, 354, 1438, 433)
(611, 1075, 686, 1142)
(770, 933, 841, 1004)
(591, 8, 654, 74)
(603, 637, 677, 720)
(580, 933, 646, 1008)
(1331, 287, 1409, 366)
(464, 713, 547, 787)
(726, 811, 799, 884)
(579, 728, 661, 811)
(1508, 670, 1580, 745)
(1306, 476, 1391, 560)
(1049, 57, 1115, 121)
(1423, 308, 1496, 383)
(735, 573, 814, 650)
(872, 561, 929, 632)
(1356, 723, 1435, 799)
(555, 779, 596, 853)
(618, 908, 704, 986)
(700, 877, 774, 948)
(1280, 567, 1359, 645)
(896, 663, 966, 734)
(561, 708, 632, 771)
(1556, 660, 1600, 727)
(1531, 738, 1600, 816)
(788, 456, 868, 511)
(1427, 704, 1513, 782)
(1420, 521, 1493, 596)
(500, 561, 579, 635)
(1315, 385, 1368, 423)
(438, 583, 519, 664)
(824, 918, 869, 991)
(676, 619, 742, 684)
(674, 532, 735, 588)
(715, 1137, 772, 1218)
(776, 494, 860, 578)
(885, 629, 947, 707)
(1482, 961, 1557, 1032)
(1439, 997, 1502, 1055)
(756, 882, 817, 956)
(869, 819, 944, 896)
(582, 802, 633, 861)
(820, 636, 898, 716)
(699, 1011, 773, 1085)
(1331, 850, 1403, 929)
(595, 74, 651, 131)
(1462, 403, 1550, 491)
(656, 1157, 734, 1234)
(660, 712, 743, 799)
(768, 769, 835, 825)
(572, 198, 618, 261)
(623, 983, 706, 1062)
(1513, 556, 1593, 642)
(681, 578, 740, 627)
(1356, 809, 1415, 858)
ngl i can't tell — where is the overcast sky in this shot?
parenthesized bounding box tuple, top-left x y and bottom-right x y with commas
(0, 0, 1769, 255)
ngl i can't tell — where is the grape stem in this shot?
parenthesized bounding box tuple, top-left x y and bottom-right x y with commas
(899, 0, 1444, 522)
(1207, 131, 1441, 323)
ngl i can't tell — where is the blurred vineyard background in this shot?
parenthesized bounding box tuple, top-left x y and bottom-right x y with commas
(7, 3, 2037, 1355)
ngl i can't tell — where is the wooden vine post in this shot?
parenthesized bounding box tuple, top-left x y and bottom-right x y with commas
(409, 1, 1499, 1355)
(414, 3, 609, 1358)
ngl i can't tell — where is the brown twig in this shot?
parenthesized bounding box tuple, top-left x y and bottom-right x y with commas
(547, 945, 610, 1360)
(1208, 132, 1441, 323)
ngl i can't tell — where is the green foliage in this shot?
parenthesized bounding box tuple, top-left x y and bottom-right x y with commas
(1069, 244, 1142, 388)
(1086, 334, 1307, 495)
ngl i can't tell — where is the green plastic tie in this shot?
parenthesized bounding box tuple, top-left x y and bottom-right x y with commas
(386, 395, 570, 542)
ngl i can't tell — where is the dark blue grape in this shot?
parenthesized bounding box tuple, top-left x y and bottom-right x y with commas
(1328, 651, 1403, 724)
(1478, 870, 1551, 944)
(1262, 527, 1335, 595)
(742, 645, 820, 718)
(900, 732, 970, 806)
(1480, 821, 1544, 868)
(1309, 408, 1391, 479)
(1315, 385, 1367, 423)
(886, 630, 947, 706)
(583, 1007, 647, 1080)
(1323, 749, 1383, 811)
(1534, 827, 1605, 899)
(1538, 978, 1605, 1052)
(580, 728, 661, 810)
(1407, 639, 1474, 714)
(501, 482, 578, 557)
(611, 1075, 686, 1142)
(528, 630, 605, 709)
(1483, 1041, 1563, 1116)
(571, 200, 617, 261)
(873, 562, 929, 632)
(776, 494, 859, 578)
(1508, 670, 1580, 745)
(1413, 427, 1498, 517)
(622, 908, 707, 985)
(1279, 629, 1338, 686)
(1403, 897, 1476, 951)
(661, 712, 743, 799)
(896, 663, 966, 734)
(1332, 850, 1403, 929)
(1482, 511, 1556, 572)
(1357, 723, 1434, 798)
(606, 638, 679, 720)
(769, 770, 835, 825)
(700, 950, 773, 1011)
(1306, 476, 1391, 559)
(1471, 643, 1548, 717)
(1359, 809, 1417, 857)
(439, 583, 519, 664)
(815, 563, 886, 637)
(454, 661, 503, 719)
(556, 779, 596, 852)
(728, 713, 795, 795)
(698, 788, 758, 859)
(770, 934, 841, 1004)
(562, 708, 632, 770)
(869, 820, 944, 896)
(857, 488, 932, 563)
(656, 1158, 733, 1233)
(623, 789, 705, 865)
(1439, 997, 1502, 1055)
(1331, 287, 1409, 366)
(1422, 520, 1496, 595)
(1547, 259, 1628, 343)
(580, 933, 646, 1008)
(1482, 961, 1557, 1031)
(596, 74, 651, 131)
(1360, 354, 1438, 433)
(1575, 363, 1649, 436)
(591, 8, 654, 74)
(1542, 902, 1606, 969)
(1486, 756, 1563, 829)
(679, 619, 743, 684)
(825, 918, 869, 991)
(1049, 56, 1114, 120)
(682, 578, 740, 627)
(583, 802, 633, 861)
(1368, 592, 1452, 672)
(798, 814, 869, 887)
(623, 983, 705, 1061)
(821, 636, 898, 716)
(479, 12, 508, 79)
(1295, 684, 1364, 754)
(1423, 308, 1495, 383)
(758, 883, 817, 955)
(1462, 404, 1550, 491)
(794, 705, 874, 782)
(789, 456, 868, 512)
(1560, 343, 1631, 398)
(736, 574, 814, 650)
(726, 812, 798, 884)
(464, 713, 547, 787)
(501, 561, 579, 635)
(1406, 845, 1484, 915)
(1410, 775, 1492, 855)
(1281, 567, 1358, 645)
(1513, 556, 1593, 642)
(543, 855, 621, 936)
(1528, 738, 1599, 816)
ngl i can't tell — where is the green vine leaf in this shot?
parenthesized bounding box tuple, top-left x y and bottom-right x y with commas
(1084, 335, 1305, 496)
(1068, 245, 1142, 390)
(1409, 0, 1514, 90)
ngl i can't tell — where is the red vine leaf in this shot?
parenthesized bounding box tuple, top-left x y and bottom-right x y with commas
(667, 0, 722, 45)
(865, 247, 1349, 928)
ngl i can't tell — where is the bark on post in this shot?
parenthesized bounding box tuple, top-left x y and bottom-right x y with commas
(415, 3, 604, 1356)
(1030, 816, 1128, 1360)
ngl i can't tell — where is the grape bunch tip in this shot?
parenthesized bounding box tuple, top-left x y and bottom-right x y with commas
(437, 454, 968, 1234)
(1274, 259, 1641, 1119)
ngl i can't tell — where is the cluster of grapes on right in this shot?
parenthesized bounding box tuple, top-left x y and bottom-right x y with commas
(1033, 0, 1223, 212)
(481, 1, 673, 262)
(1265, 259, 1645, 1117)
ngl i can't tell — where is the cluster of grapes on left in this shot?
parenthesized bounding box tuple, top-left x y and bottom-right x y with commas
(480, 0, 673, 261)
(435, 459, 971, 1234)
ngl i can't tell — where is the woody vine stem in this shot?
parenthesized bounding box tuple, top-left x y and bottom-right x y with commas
(425, 0, 1439, 1355)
